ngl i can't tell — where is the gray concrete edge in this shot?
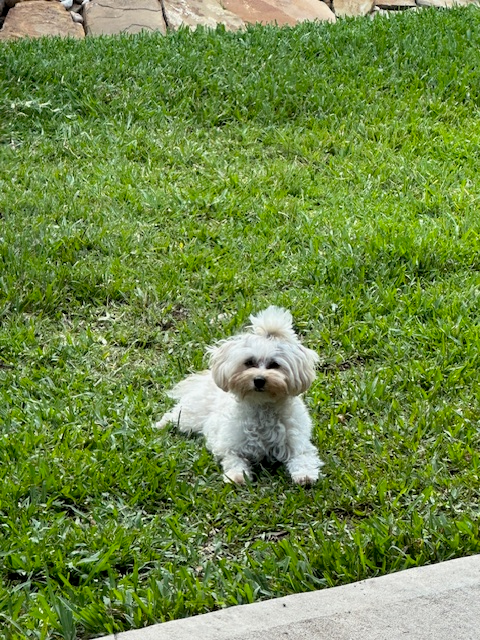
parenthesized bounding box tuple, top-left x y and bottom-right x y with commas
(100, 554, 480, 640)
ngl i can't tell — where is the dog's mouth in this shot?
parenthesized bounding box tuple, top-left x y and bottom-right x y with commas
(230, 371, 289, 399)
(240, 386, 285, 403)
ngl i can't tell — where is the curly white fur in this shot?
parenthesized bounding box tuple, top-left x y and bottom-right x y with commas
(156, 307, 323, 485)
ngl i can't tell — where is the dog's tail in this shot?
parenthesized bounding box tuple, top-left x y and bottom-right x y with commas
(249, 306, 297, 341)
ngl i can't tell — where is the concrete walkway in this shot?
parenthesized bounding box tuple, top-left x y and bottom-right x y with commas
(101, 554, 480, 640)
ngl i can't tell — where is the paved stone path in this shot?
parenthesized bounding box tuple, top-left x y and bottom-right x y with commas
(0, 0, 478, 40)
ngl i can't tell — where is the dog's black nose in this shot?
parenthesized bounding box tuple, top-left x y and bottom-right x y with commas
(254, 376, 266, 390)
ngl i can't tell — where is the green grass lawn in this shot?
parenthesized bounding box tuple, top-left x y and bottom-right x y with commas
(1, 6, 480, 638)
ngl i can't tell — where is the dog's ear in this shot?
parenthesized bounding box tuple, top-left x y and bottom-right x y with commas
(300, 346, 320, 392)
(208, 341, 233, 392)
(287, 345, 320, 395)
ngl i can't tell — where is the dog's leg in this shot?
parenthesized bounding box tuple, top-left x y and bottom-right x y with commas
(220, 453, 252, 485)
(286, 447, 324, 485)
(155, 406, 180, 429)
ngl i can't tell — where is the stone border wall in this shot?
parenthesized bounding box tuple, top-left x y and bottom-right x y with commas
(0, 0, 478, 40)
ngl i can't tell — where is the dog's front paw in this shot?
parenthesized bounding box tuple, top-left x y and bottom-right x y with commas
(287, 452, 323, 486)
(291, 473, 319, 486)
(223, 470, 250, 485)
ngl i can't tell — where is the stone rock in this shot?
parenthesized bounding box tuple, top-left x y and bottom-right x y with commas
(333, 0, 375, 16)
(84, 0, 167, 36)
(375, 0, 416, 7)
(416, 0, 473, 5)
(222, 0, 335, 26)
(162, 0, 245, 30)
(0, 0, 85, 39)
(278, 0, 336, 22)
(5, 0, 56, 4)
(370, 6, 392, 15)
(70, 9, 83, 21)
(222, 0, 294, 26)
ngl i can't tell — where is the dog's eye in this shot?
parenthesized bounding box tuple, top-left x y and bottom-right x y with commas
(244, 358, 256, 368)
(267, 361, 280, 369)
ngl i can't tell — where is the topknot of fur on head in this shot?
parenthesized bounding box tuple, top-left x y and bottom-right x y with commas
(249, 306, 297, 342)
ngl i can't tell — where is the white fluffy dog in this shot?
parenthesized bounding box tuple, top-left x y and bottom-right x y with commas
(156, 306, 323, 485)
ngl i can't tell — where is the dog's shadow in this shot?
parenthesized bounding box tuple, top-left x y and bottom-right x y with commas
(238, 459, 289, 486)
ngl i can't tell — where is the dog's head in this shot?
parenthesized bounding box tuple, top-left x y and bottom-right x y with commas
(209, 307, 319, 401)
